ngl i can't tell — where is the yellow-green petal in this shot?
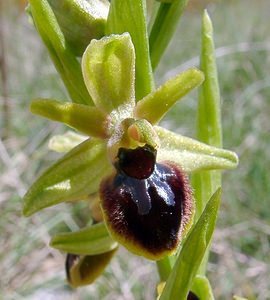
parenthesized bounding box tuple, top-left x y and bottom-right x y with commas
(135, 68, 204, 124)
(31, 99, 110, 138)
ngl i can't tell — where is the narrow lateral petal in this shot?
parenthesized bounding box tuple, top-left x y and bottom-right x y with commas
(31, 99, 110, 138)
(135, 68, 204, 124)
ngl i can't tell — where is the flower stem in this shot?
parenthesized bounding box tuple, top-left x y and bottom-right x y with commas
(106, 0, 154, 99)
(157, 256, 172, 282)
(149, 0, 189, 70)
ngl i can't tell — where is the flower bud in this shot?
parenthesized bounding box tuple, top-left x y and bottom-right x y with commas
(48, 0, 109, 56)
(66, 249, 116, 287)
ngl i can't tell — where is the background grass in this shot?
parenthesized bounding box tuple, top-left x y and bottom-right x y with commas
(0, 0, 270, 299)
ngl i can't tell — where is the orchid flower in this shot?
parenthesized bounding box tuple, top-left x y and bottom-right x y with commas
(22, 0, 239, 293)
(23, 32, 238, 287)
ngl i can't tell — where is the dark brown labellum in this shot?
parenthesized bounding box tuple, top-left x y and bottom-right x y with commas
(116, 145, 157, 179)
(100, 159, 193, 259)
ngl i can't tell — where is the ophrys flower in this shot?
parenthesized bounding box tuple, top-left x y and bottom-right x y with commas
(23, 33, 238, 286)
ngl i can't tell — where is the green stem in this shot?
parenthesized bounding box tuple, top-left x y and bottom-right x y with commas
(149, 0, 189, 70)
(157, 256, 172, 282)
(106, 0, 154, 99)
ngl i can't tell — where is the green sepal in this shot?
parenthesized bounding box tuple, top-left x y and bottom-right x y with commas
(159, 189, 221, 300)
(106, 0, 154, 100)
(135, 68, 204, 124)
(191, 275, 215, 300)
(31, 99, 110, 138)
(50, 222, 118, 255)
(66, 249, 117, 288)
(28, 0, 93, 105)
(82, 33, 135, 118)
(48, 131, 87, 153)
(47, 0, 109, 56)
(156, 126, 238, 173)
(23, 138, 112, 216)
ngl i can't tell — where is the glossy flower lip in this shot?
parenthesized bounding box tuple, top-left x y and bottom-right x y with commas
(100, 151, 194, 260)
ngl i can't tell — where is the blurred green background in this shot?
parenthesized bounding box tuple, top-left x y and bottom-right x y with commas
(0, 0, 269, 299)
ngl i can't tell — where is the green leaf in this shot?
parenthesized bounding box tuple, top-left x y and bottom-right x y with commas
(48, 0, 109, 56)
(50, 222, 118, 255)
(191, 275, 215, 300)
(106, 0, 154, 99)
(82, 33, 135, 118)
(149, 0, 189, 70)
(31, 99, 110, 138)
(23, 138, 112, 216)
(135, 68, 204, 124)
(197, 10, 222, 148)
(160, 189, 221, 300)
(28, 0, 93, 105)
(192, 10, 224, 274)
(156, 126, 238, 173)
